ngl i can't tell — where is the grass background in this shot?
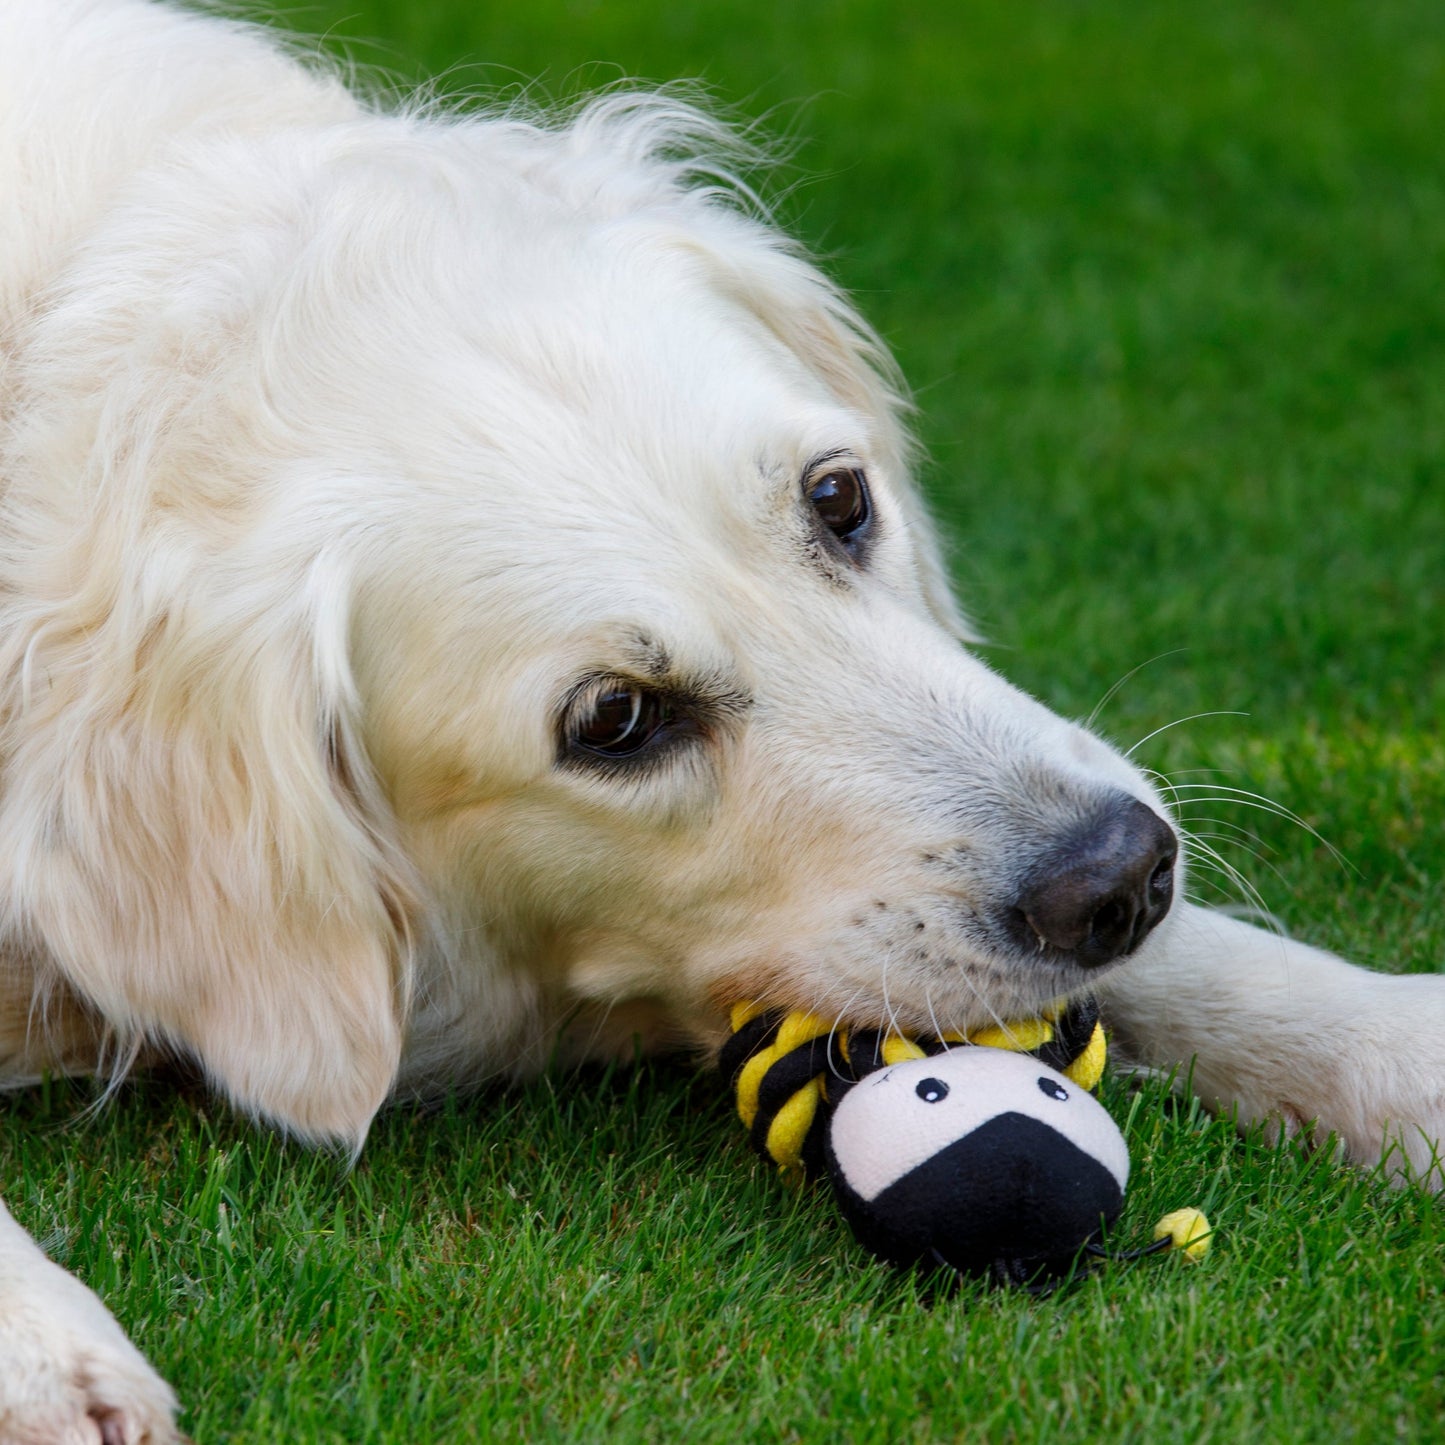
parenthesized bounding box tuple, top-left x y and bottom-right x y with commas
(4, 0, 1443, 1439)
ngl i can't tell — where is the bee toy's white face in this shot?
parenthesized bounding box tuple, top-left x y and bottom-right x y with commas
(824, 1049, 1130, 1279)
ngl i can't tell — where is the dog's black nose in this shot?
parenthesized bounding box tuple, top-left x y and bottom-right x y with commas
(1010, 795, 1176, 969)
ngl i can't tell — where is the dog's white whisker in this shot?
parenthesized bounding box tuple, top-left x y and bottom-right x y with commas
(1167, 787, 1354, 872)
(923, 983, 946, 1043)
(1181, 837, 1277, 924)
(878, 954, 891, 1037)
(1083, 648, 1190, 732)
(1172, 814, 1273, 848)
(826, 985, 870, 1082)
(1180, 830, 1290, 891)
(952, 965, 1014, 1040)
(1122, 711, 1250, 761)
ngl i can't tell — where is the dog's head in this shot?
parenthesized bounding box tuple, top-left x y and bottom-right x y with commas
(0, 97, 1176, 1144)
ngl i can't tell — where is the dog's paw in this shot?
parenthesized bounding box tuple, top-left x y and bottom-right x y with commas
(1108, 906, 1445, 1190)
(1227, 969, 1445, 1189)
(0, 1207, 180, 1445)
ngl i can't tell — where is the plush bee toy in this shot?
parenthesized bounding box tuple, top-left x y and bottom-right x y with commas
(720, 998, 1209, 1287)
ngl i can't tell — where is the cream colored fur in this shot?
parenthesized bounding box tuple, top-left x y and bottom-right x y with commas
(1, 2, 1441, 1439)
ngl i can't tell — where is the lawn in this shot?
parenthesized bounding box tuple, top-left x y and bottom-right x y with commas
(4, 0, 1443, 1440)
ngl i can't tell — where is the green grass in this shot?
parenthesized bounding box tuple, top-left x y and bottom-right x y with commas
(5, 0, 1445, 1439)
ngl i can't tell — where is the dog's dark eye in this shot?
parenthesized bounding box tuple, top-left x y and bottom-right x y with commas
(916, 1077, 949, 1103)
(806, 466, 870, 545)
(573, 685, 672, 758)
(1038, 1077, 1069, 1102)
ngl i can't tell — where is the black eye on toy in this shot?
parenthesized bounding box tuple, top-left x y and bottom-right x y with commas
(915, 1078, 949, 1103)
(1038, 1077, 1069, 1102)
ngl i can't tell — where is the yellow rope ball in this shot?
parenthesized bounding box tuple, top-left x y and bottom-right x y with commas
(1153, 1207, 1213, 1262)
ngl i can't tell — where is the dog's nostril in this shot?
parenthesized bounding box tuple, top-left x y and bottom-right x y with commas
(1148, 852, 1176, 901)
(1010, 795, 1177, 970)
(1088, 897, 1129, 942)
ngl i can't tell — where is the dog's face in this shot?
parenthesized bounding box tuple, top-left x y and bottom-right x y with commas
(313, 128, 1180, 1065)
(3, 110, 1178, 1137)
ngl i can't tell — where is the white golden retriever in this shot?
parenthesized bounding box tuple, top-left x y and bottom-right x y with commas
(2, 1, 1442, 1439)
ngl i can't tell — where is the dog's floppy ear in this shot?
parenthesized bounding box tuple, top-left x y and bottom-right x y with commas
(0, 544, 412, 1148)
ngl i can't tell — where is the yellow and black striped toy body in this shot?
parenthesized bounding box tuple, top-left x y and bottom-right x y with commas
(720, 995, 1107, 1184)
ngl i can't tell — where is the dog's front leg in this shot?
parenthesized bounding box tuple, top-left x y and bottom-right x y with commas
(1097, 901, 1445, 1187)
(0, 1198, 179, 1444)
